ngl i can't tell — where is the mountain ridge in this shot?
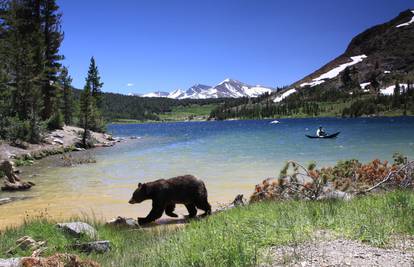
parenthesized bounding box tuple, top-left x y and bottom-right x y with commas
(272, 9, 414, 102)
(137, 78, 275, 99)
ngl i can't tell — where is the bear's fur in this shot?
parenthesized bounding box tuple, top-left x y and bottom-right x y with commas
(128, 174, 211, 225)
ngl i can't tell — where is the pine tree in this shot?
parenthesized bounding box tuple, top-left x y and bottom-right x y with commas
(341, 67, 352, 88)
(86, 57, 104, 109)
(59, 66, 73, 125)
(40, 0, 64, 120)
(0, 64, 11, 139)
(3, 0, 44, 142)
(392, 82, 400, 108)
(80, 82, 92, 147)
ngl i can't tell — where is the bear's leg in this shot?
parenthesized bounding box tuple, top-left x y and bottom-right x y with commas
(138, 204, 165, 225)
(185, 203, 197, 218)
(165, 204, 178, 218)
(195, 199, 212, 216)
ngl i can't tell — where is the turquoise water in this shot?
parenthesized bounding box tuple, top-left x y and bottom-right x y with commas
(2, 117, 414, 227)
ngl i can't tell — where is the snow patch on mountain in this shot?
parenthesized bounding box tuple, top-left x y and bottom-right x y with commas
(273, 88, 297, 103)
(380, 83, 408, 95)
(360, 82, 371, 89)
(167, 89, 185, 99)
(142, 91, 170, 98)
(300, 55, 367, 87)
(396, 10, 414, 28)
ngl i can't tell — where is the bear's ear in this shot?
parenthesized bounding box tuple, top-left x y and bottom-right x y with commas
(138, 182, 142, 188)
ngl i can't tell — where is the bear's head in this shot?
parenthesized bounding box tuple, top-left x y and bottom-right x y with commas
(128, 183, 149, 204)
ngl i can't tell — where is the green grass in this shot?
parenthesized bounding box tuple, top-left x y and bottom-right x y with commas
(1, 191, 413, 266)
(158, 104, 218, 122)
(109, 104, 218, 124)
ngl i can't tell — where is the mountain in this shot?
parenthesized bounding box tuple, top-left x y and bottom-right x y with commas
(272, 9, 414, 102)
(142, 91, 170, 98)
(141, 79, 274, 99)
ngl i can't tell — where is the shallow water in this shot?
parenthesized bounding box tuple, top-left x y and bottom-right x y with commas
(1, 117, 414, 228)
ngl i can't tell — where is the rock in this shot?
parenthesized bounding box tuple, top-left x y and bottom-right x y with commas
(56, 222, 97, 239)
(53, 133, 64, 138)
(130, 136, 140, 139)
(319, 189, 353, 201)
(72, 240, 111, 254)
(214, 194, 247, 213)
(74, 147, 85, 151)
(7, 236, 46, 255)
(106, 216, 139, 228)
(0, 258, 21, 267)
(1, 160, 35, 192)
(11, 140, 29, 149)
(231, 194, 246, 207)
(105, 135, 115, 141)
(19, 253, 100, 267)
(52, 138, 64, 145)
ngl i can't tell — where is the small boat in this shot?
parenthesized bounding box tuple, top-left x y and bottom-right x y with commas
(270, 120, 280, 124)
(306, 132, 340, 139)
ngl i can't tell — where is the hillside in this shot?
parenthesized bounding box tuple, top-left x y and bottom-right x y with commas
(291, 9, 414, 92)
(210, 9, 414, 120)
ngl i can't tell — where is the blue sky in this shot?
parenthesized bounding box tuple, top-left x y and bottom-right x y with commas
(58, 0, 413, 94)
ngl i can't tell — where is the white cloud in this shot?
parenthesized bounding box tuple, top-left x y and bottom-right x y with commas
(126, 83, 134, 87)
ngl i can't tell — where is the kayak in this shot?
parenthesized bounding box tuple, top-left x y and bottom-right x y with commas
(306, 132, 340, 139)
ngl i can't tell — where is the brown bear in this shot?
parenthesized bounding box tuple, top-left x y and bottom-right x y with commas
(128, 174, 212, 225)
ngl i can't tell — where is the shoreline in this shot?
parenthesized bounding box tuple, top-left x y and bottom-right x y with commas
(110, 114, 414, 125)
(0, 125, 118, 164)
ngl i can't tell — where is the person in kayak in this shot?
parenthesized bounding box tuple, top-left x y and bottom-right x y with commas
(316, 126, 327, 137)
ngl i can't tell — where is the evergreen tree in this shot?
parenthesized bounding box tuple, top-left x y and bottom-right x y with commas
(0, 64, 11, 139)
(86, 57, 104, 109)
(40, 0, 63, 120)
(80, 82, 92, 147)
(341, 67, 352, 88)
(59, 66, 73, 125)
(3, 0, 44, 142)
(392, 82, 400, 108)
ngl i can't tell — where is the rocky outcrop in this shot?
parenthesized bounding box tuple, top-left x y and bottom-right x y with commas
(1, 160, 35, 191)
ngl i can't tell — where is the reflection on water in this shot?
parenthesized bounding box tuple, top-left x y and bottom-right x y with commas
(1, 117, 414, 228)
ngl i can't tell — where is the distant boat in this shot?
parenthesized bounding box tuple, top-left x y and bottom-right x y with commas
(270, 120, 280, 124)
(306, 132, 340, 139)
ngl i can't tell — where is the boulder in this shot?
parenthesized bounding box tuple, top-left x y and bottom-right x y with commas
(52, 138, 64, 145)
(106, 216, 139, 228)
(0, 258, 21, 267)
(1, 160, 35, 191)
(53, 133, 64, 138)
(56, 222, 97, 239)
(72, 240, 110, 254)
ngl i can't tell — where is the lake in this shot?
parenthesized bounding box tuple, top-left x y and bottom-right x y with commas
(1, 117, 414, 228)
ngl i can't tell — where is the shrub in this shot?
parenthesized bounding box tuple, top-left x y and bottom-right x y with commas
(47, 111, 64, 130)
(8, 117, 31, 142)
